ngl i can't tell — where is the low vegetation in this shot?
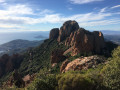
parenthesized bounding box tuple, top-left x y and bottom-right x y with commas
(0, 39, 120, 90)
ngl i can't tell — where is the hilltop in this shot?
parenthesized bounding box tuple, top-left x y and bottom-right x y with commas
(0, 39, 44, 56)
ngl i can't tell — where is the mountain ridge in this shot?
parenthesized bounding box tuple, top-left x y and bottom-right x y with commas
(0, 39, 44, 55)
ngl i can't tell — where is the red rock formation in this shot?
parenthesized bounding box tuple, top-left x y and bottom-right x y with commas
(72, 29, 95, 56)
(57, 20, 79, 42)
(48, 20, 105, 56)
(49, 28, 59, 39)
(65, 28, 105, 56)
(0, 54, 23, 77)
(51, 49, 66, 65)
(61, 55, 105, 73)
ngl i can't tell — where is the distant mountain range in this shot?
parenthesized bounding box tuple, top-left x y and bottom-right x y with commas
(101, 30, 120, 35)
(0, 39, 43, 55)
(99, 30, 120, 45)
(104, 35, 120, 45)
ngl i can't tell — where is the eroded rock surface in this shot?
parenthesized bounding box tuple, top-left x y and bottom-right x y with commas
(60, 59, 69, 73)
(65, 28, 105, 56)
(57, 20, 79, 42)
(61, 55, 105, 73)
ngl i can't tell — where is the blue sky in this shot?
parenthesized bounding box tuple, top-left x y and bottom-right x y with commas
(0, 0, 120, 32)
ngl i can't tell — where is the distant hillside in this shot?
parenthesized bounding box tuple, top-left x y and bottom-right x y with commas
(0, 39, 44, 55)
(104, 34, 120, 45)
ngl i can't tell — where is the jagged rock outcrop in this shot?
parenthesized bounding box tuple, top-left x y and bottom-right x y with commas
(57, 20, 79, 42)
(61, 55, 105, 73)
(60, 59, 69, 72)
(51, 49, 66, 65)
(49, 28, 59, 39)
(65, 28, 105, 56)
(49, 20, 105, 57)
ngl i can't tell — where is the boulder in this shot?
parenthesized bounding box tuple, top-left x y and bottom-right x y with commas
(61, 55, 105, 73)
(49, 28, 59, 39)
(51, 49, 66, 65)
(57, 20, 79, 42)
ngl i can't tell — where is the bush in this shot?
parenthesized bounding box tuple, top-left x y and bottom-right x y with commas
(101, 46, 120, 90)
(27, 73, 57, 90)
(56, 72, 95, 90)
(27, 78, 49, 90)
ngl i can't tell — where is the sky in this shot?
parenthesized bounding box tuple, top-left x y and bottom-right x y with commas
(0, 0, 120, 32)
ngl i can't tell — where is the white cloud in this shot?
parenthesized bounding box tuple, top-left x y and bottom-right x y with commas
(79, 19, 120, 26)
(0, 4, 34, 17)
(8, 4, 34, 15)
(100, 7, 107, 13)
(111, 5, 120, 9)
(69, 0, 103, 4)
(0, 24, 22, 28)
(38, 9, 53, 15)
(0, 3, 119, 31)
(0, 0, 5, 3)
(0, 9, 116, 28)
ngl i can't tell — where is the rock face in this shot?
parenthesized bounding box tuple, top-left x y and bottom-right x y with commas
(57, 20, 79, 42)
(93, 31, 105, 53)
(61, 55, 105, 73)
(60, 59, 69, 73)
(0, 54, 23, 77)
(51, 49, 66, 65)
(49, 20, 105, 56)
(49, 28, 59, 39)
(65, 28, 105, 56)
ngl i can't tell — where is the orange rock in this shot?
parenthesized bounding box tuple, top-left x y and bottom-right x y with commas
(60, 59, 69, 73)
(65, 28, 105, 56)
(57, 20, 79, 42)
(61, 55, 105, 73)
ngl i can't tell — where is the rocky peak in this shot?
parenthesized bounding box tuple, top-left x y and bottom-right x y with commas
(49, 28, 59, 39)
(57, 20, 79, 42)
(49, 20, 105, 56)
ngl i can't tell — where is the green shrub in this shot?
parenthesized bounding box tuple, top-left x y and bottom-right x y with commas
(57, 73, 95, 90)
(101, 46, 120, 90)
(27, 73, 57, 90)
(19, 39, 67, 76)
